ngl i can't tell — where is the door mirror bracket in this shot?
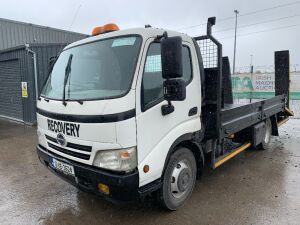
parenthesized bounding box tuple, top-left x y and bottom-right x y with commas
(161, 79, 186, 115)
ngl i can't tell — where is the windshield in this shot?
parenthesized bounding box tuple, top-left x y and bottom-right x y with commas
(41, 36, 142, 100)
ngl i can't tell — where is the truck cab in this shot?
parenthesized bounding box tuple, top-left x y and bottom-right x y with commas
(37, 24, 202, 205)
(37, 20, 292, 210)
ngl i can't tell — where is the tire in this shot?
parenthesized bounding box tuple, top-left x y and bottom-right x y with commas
(160, 147, 197, 210)
(258, 118, 272, 150)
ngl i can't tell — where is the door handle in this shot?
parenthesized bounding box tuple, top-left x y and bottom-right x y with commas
(188, 107, 198, 116)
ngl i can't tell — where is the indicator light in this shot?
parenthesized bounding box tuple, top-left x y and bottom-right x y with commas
(143, 165, 150, 173)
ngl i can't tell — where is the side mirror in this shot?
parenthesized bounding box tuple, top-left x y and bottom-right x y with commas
(161, 79, 186, 115)
(44, 56, 58, 84)
(49, 56, 58, 70)
(160, 35, 186, 115)
(163, 79, 186, 101)
(161, 36, 183, 79)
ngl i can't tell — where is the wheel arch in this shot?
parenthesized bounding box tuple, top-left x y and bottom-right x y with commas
(162, 133, 205, 178)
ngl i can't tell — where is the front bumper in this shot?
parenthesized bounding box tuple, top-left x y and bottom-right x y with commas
(37, 145, 139, 202)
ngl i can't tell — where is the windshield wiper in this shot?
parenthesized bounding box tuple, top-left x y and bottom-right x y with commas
(63, 54, 73, 106)
(76, 100, 83, 105)
(65, 99, 84, 105)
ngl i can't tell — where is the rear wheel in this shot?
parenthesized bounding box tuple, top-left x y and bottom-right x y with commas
(160, 147, 197, 210)
(258, 118, 272, 150)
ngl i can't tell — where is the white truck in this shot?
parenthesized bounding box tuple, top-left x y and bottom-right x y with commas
(37, 18, 293, 210)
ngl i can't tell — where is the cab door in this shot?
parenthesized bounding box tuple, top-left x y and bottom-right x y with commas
(135, 38, 202, 186)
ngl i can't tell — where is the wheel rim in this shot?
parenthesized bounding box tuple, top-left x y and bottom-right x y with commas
(170, 160, 192, 199)
(264, 121, 271, 143)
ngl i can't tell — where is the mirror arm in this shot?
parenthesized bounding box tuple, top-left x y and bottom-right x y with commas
(155, 31, 168, 41)
(161, 77, 175, 116)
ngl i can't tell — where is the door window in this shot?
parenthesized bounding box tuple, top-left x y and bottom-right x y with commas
(142, 43, 192, 110)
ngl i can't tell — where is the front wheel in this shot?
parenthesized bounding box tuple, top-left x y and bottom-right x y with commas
(160, 147, 197, 210)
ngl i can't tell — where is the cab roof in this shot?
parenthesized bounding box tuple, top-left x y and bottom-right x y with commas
(64, 27, 192, 50)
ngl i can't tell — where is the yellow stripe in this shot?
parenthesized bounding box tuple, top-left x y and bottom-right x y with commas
(214, 143, 251, 169)
(277, 118, 289, 127)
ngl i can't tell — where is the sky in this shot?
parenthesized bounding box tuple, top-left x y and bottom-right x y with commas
(0, 0, 300, 70)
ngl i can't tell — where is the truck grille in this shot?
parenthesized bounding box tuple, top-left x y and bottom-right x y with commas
(45, 135, 92, 160)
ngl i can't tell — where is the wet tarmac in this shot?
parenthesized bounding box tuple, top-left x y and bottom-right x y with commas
(0, 118, 300, 225)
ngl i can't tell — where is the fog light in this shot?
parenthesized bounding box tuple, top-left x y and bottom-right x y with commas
(98, 183, 110, 195)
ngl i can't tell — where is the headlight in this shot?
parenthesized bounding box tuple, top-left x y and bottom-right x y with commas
(93, 147, 137, 172)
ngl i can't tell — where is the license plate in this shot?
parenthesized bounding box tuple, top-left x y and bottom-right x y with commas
(51, 158, 75, 176)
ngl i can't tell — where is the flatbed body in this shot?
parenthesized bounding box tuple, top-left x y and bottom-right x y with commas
(221, 94, 286, 138)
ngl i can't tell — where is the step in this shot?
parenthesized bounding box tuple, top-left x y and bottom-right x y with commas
(213, 142, 251, 169)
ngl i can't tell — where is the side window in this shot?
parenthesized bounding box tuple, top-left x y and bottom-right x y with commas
(182, 47, 192, 83)
(142, 43, 192, 110)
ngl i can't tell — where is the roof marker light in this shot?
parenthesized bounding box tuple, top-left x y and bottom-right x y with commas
(92, 23, 119, 36)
